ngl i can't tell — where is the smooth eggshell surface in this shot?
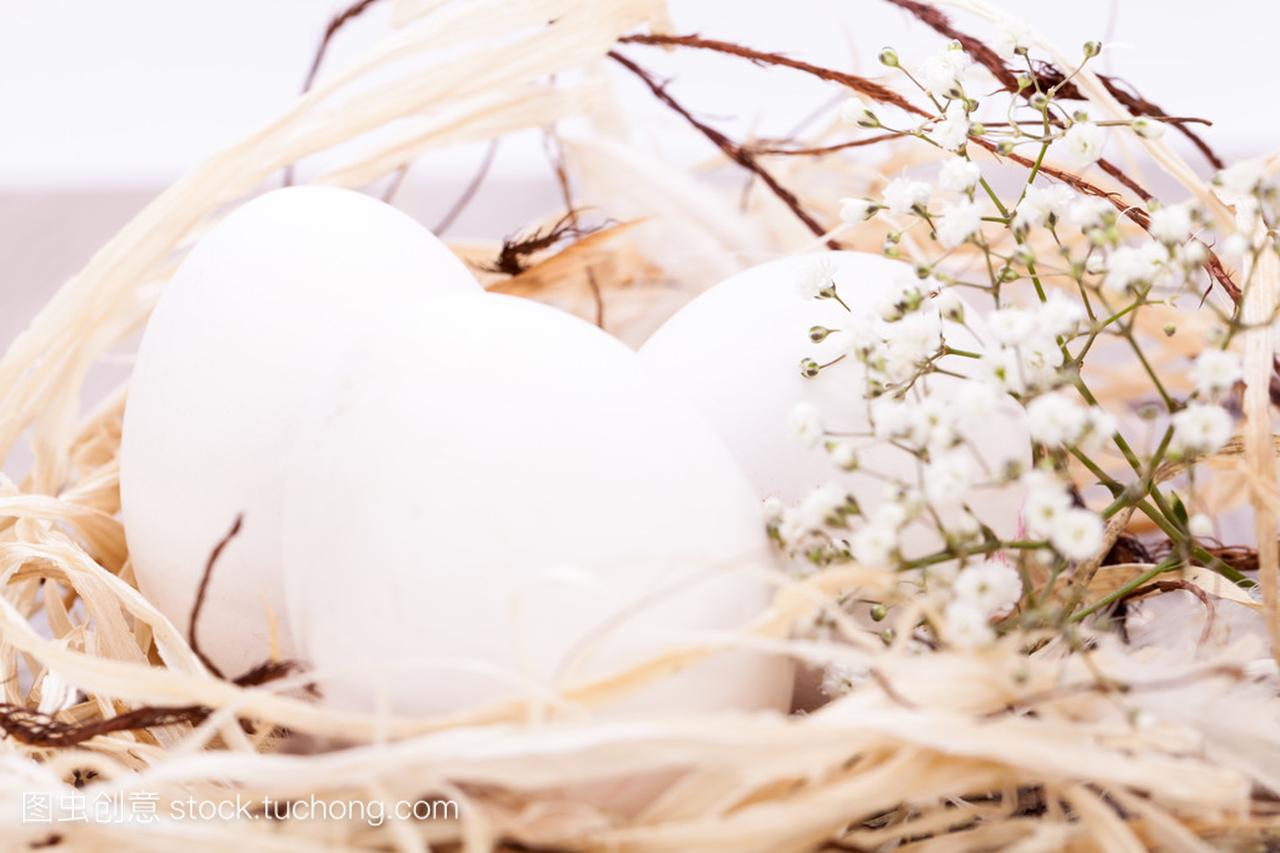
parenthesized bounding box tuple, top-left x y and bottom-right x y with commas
(121, 186, 479, 675)
(281, 292, 794, 717)
(638, 251, 1028, 551)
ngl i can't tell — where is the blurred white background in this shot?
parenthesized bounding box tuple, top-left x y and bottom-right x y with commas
(1, 0, 1273, 352)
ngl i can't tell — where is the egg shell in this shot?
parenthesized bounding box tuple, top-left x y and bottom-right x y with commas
(280, 292, 794, 717)
(638, 250, 1029, 549)
(121, 186, 480, 675)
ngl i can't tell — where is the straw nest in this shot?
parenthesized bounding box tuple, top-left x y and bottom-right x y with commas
(3, 0, 1280, 850)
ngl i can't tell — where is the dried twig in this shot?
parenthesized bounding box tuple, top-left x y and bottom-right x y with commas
(188, 515, 243, 680)
(608, 49, 839, 246)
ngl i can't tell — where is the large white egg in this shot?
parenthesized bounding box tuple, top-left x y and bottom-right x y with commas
(280, 292, 793, 717)
(121, 186, 480, 675)
(639, 251, 1028, 549)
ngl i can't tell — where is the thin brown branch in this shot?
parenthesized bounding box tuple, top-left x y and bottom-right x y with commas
(618, 33, 930, 120)
(749, 132, 908, 157)
(433, 139, 500, 235)
(284, 0, 384, 186)
(188, 515, 243, 680)
(608, 50, 838, 246)
(545, 131, 605, 328)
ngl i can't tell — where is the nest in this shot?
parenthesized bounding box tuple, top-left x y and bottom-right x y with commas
(4, 0, 1280, 849)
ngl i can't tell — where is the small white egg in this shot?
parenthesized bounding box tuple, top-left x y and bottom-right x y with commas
(121, 186, 480, 675)
(638, 251, 1029, 551)
(280, 292, 793, 717)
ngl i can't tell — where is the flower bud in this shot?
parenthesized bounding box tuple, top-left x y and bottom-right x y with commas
(1083, 40, 1102, 58)
(809, 325, 832, 343)
(1162, 322, 1177, 337)
(1131, 117, 1165, 140)
(878, 47, 900, 67)
(799, 358, 821, 378)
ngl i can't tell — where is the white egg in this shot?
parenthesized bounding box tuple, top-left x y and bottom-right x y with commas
(638, 250, 1029, 550)
(121, 186, 480, 676)
(280, 292, 793, 717)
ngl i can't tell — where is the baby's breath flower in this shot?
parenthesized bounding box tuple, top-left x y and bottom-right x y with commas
(935, 199, 983, 248)
(994, 15, 1032, 60)
(1192, 349, 1242, 397)
(821, 662, 868, 697)
(1170, 403, 1234, 456)
(924, 450, 977, 507)
(851, 523, 897, 568)
(953, 558, 1022, 615)
(788, 402, 824, 447)
(919, 44, 971, 96)
(1104, 243, 1167, 292)
(839, 197, 879, 223)
(932, 101, 970, 152)
(1022, 471, 1071, 539)
(1013, 184, 1075, 231)
(1149, 203, 1194, 245)
(944, 600, 995, 648)
(1130, 117, 1165, 139)
(882, 177, 932, 215)
(1215, 158, 1265, 196)
(795, 257, 836, 299)
(1220, 232, 1248, 260)
(1036, 291, 1085, 338)
(933, 287, 965, 322)
(1058, 122, 1105, 170)
(988, 307, 1037, 345)
(1066, 196, 1113, 231)
(840, 97, 880, 128)
(1051, 508, 1105, 560)
(938, 155, 981, 193)
(1026, 393, 1089, 446)
(830, 441, 858, 470)
(1188, 513, 1214, 538)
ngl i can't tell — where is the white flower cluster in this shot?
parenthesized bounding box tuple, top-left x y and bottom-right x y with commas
(776, 32, 1273, 652)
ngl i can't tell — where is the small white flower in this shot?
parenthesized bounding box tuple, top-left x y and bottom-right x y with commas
(944, 600, 995, 648)
(1171, 403, 1234, 455)
(1215, 159, 1266, 195)
(762, 496, 784, 525)
(840, 97, 879, 128)
(1188, 513, 1214, 538)
(933, 288, 965, 322)
(830, 441, 858, 470)
(851, 524, 897, 568)
(988, 307, 1037, 345)
(1067, 197, 1113, 231)
(1013, 184, 1076, 231)
(1022, 471, 1072, 539)
(882, 177, 932, 215)
(1149, 203, 1194, 245)
(795, 257, 836, 299)
(1026, 393, 1089, 446)
(953, 558, 1023, 615)
(935, 199, 983, 248)
(1130, 117, 1165, 139)
(1080, 407, 1117, 451)
(884, 311, 943, 364)
(1051, 508, 1105, 560)
(1036, 292, 1085, 338)
(939, 156, 981, 193)
(924, 450, 977, 507)
(1104, 243, 1167, 292)
(932, 102, 970, 152)
(919, 45, 971, 95)
(994, 15, 1032, 60)
(821, 662, 868, 697)
(980, 346, 1026, 395)
(1192, 349, 1242, 397)
(840, 197, 878, 223)
(1220, 233, 1248, 260)
(788, 402, 824, 447)
(1058, 122, 1105, 170)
